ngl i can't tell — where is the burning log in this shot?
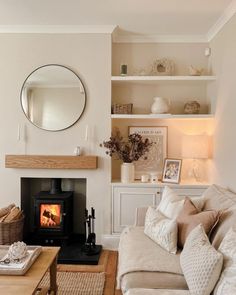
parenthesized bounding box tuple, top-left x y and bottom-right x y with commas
(42, 210, 60, 225)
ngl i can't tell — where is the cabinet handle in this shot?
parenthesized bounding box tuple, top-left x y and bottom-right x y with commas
(156, 191, 160, 194)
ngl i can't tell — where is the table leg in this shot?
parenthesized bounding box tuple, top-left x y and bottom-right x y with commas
(49, 255, 58, 294)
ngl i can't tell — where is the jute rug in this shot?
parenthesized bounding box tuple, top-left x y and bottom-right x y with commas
(39, 271, 105, 295)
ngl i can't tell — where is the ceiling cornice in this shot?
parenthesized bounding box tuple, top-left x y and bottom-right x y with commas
(207, 0, 236, 41)
(112, 33, 207, 43)
(0, 25, 117, 34)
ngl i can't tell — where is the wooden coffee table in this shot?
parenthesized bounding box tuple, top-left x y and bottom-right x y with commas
(0, 246, 60, 295)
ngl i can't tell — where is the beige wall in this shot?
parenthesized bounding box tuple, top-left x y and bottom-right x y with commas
(0, 33, 111, 242)
(208, 14, 236, 191)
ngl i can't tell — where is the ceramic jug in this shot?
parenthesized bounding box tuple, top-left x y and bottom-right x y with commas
(151, 97, 170, 114)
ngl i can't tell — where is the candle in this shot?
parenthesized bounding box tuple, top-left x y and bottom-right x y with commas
(85, 125, 88, 141)
(17, 124, 20, 141)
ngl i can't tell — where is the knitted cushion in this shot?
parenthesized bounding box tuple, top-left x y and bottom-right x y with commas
(213, 227, 236, 295)
(180, 224, 223, 295)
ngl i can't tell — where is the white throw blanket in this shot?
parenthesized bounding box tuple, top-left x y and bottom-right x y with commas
(117, 226, 183, 289)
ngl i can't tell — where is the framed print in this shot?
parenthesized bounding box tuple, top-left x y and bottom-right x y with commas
(129, 126, 168, 179)
(162, 158, 182, 184)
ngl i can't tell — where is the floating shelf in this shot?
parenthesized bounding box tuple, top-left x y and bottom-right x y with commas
(111, 75, 216, 83)
(111, 114, 214, 119)
(5, 155, 98, 169)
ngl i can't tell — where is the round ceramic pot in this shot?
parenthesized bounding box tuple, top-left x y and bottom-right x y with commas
(151, 97, 170, 114)
(121, 162, 135, 183)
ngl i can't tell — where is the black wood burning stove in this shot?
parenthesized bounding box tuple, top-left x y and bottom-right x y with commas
(33, 179, 73, 243)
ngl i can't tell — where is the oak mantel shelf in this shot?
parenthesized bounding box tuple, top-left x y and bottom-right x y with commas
(5, 155, 98, 169)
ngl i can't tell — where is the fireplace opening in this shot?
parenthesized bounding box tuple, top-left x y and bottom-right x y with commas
(40, 204, 61, 227)
(34, 190, 73, 239)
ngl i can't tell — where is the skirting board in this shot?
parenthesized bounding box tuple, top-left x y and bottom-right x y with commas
(101, 234, 120, 250)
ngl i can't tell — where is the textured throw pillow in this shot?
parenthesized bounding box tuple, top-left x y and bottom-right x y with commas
(158, 186, 185, 219)
(144, 206, 178, 254)
(177, 197, 220, 248)
(180, 224, 223, 295)
(213, 227, 236, 295)
(158, 186, 205, 220)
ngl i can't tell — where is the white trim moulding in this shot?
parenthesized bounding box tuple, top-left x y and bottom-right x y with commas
(112, 33, 207, 43)
(207, 0, 236, 41)
(0, 25, 117, 34)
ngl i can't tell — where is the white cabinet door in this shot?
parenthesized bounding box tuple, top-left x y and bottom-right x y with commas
(112, 186, 161, 233)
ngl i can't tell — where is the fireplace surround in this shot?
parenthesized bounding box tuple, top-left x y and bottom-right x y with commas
(24, 178, 74, 245)
(21, 177, 102, 264)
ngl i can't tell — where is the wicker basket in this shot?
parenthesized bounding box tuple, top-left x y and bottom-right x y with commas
(112, 103, 133, 114)
(0, 216, 24, 245)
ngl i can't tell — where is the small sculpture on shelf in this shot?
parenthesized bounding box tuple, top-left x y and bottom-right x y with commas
(151, 58, 174, 76)
(184, 101, 201, 114)
(188, 65, 204, 76)
(82, 207, 102, 256)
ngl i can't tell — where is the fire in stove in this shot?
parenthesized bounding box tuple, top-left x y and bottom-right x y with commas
(40, 204, 61, 227)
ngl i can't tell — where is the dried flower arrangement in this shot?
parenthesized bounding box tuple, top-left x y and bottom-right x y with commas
(100, 130, 153, 163)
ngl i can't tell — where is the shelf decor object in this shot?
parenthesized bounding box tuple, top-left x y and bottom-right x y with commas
(151, 97, 170, 114)
(112, 103, 133, 114)
(162, 158, 182, 184)
(121, 162, 135, 183)
(5, 155, 98, 169)
(184, 101, 201, 114)
(151, 58, 174, 76)
(101, 131, 152, 183)
(129, 126, 168, 180)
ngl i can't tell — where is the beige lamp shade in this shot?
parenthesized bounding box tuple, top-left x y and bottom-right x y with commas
(181, 134, 211, 159)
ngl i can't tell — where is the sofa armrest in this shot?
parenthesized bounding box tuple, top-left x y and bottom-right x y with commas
(134, 207, 148, 226)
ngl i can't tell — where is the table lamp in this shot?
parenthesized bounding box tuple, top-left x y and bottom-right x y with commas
(181, 134, 211, 182)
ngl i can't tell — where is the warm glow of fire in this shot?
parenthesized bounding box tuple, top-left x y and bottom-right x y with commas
(40, 204, 61, 227)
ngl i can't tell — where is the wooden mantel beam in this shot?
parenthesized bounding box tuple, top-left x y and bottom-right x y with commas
(5, 155, 98, 169)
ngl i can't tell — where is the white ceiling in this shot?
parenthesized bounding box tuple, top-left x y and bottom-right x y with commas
(0, 0, 234, 39)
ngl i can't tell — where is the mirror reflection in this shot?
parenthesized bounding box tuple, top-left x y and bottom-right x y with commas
(21, 64, 86, 131)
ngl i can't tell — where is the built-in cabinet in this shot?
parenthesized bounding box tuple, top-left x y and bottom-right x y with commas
(111, 182, 209, 234)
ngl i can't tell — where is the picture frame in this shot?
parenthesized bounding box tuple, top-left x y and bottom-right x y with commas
(129, 126, 168, 180)
(162, 158, 182, 184)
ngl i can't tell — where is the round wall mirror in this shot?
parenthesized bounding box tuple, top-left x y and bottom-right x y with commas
(20, 64, 86, 131)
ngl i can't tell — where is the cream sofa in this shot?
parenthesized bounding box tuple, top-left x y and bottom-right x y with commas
(117, 184, 236, 294)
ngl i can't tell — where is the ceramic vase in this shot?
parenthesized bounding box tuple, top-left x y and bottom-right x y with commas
(121, 162, 135, 183)
(151, 97, 170, 114)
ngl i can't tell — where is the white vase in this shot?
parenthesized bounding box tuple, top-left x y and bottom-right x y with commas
(121, 162, 135, 183)
(151, 97, 170, 114)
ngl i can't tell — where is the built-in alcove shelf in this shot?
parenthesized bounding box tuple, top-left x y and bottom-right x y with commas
(111, 75, 216, 83)
(5, 155, 98, 169)
(111, 114, 214, 119)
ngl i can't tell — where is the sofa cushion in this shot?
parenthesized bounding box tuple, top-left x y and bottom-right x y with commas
(117, 226, 184, 290)
(202, 184, 236, 248)
(213, 227, 236, 295)
(158, 186, 185, 219)
(121, 272, 187, 293)
(203, 184, 236, 211)
(180, 224, 223, 295)
(177, 197, 220, 248)
(126, 288, 190, 295)
(144, 207, 178, 254)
